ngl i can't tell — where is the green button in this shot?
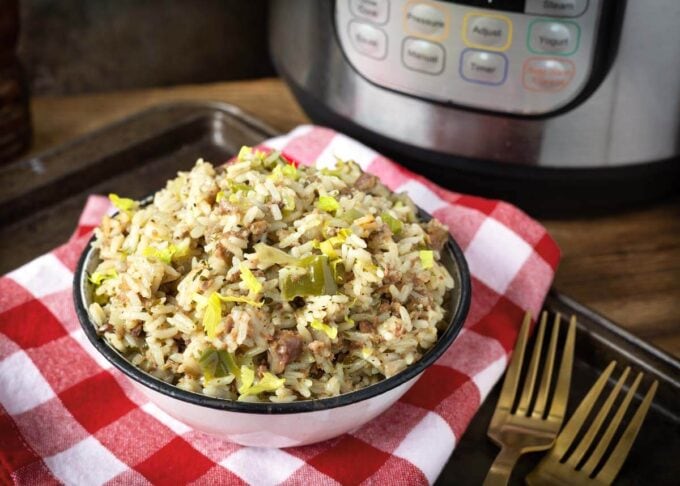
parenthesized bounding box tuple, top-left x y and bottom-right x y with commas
(527, 19, 580, 56)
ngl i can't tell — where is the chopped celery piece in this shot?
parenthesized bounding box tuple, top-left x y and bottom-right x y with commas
(419, 250, 434, 269)
(237, 146, 253, 161)
(238, 366, 255, 394)
(283, 194, 296, 211)
(340, 208, 364, 223)
(270, 164, 284, 180)
(310, 320, 338, 340)
(231, 181, 252, 192)
(223, 352, 240, 378)
(380, 211, 403, 234)
(239, 262, 263, 294)
(199, 348, 240, 381)
(280, 255, 337, 300)
(320, 165, 346, 177)
(239, 372, 286, 397)
(271, 163, 299, 180)
(172, 241, 191, 259)
(320, 168, 342, 177)
(93, 293, 109, 305)
(108, 193, 136, 213)
(143, 245, 175, 264)
(216, 294, 264, 308)
(143, 241, 190, 264)
(330, 259, 345, 285)
(215, 191, 225, 202)
(89, 268, 118, 286)
(327, 236, 343, 247)
(328, 228, 352, 247)
(320, 159, 348, 177)
(202, 292, 222, 339)
(321, 224, 353, 242)
(194, 291, 262, 340)
(254, 243, 300, 266)
(318, 195, 340, 214)
(318, 240, 337, 259)
(261, 151, 279, 169)
(282, 164, 298, 179)
(264, 150, 281, 166)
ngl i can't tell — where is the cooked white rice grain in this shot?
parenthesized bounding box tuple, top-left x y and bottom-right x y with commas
(88, 149, 454, 402)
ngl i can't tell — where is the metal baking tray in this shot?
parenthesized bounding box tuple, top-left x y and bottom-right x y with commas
(3, 102, 677, 484)
(0, 102, 276, 274)
(439, 292, 679, 485)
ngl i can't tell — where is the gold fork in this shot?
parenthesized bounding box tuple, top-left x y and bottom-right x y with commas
(526, 361, 658, 485)
(483, 311, 576, 486)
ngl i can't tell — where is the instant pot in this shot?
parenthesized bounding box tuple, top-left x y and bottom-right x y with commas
(269, 0, 680, 214)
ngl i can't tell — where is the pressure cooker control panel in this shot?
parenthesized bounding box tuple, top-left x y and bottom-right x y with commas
(335, 0, 604, 115)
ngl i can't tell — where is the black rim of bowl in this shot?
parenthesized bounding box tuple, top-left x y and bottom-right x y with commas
(74, 213, 471, 414)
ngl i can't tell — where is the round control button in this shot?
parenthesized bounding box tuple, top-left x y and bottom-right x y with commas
(402, 38, 445, 74)
(405, 2, 448, 38)
(523, 57, 576, 91)
(460, 49, 508, 85)
(464, 14, 512, 51)
(529, 20, 580, 55)
(348, 21, 387, 59)
(349, 0, 389, 25)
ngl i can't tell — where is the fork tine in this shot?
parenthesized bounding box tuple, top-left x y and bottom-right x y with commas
(516, 311, 547, 415)
(551, 360, 616, 459)
(496, 312, 532, 412)
(596, 380, 658, 484)
(548, 315, 576, 422)
(581, 372, 643, 476)
(565, 367, 631, 467)
(531, 312, 560, 418)
(595, 380, 659, 484)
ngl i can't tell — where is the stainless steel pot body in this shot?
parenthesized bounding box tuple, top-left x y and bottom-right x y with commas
(270, 0, 680, 169)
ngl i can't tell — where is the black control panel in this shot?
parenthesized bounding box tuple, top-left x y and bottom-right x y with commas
(448, 1, 526, 14)
(337, 0, 600, 114)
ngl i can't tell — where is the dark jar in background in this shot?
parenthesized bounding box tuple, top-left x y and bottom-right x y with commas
(0, 0, 31, 164)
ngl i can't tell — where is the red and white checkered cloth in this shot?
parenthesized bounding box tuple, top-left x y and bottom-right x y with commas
(0, 125, 560, 485)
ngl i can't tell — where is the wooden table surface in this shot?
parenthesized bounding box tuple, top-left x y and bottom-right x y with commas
(21, 78, 680, 357)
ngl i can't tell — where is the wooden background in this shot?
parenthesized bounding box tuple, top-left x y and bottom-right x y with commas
(15, 78, 680, 357)
(17, 0, 273, 95)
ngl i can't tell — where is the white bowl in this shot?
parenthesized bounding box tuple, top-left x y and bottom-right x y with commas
(74, 221, 470, 447)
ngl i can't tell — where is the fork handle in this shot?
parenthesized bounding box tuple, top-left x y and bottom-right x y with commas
(483, 447, 523, 486)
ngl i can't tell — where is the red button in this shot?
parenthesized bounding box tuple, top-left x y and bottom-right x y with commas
(523, 57, 575, 92)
